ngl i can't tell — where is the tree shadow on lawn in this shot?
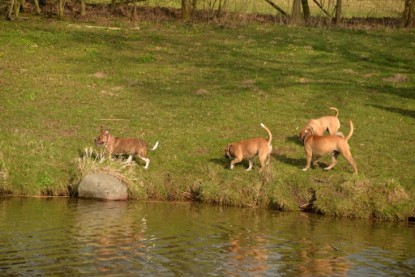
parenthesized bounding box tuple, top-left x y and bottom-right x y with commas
(366, 84, 415, 100)
(369, 104, 415, 119)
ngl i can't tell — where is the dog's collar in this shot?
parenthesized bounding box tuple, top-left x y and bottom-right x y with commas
(305, 127, 315, 137)
(228, 145, 234, 158)
(308, 127, 315, 135)
(300, 127, 315, 144)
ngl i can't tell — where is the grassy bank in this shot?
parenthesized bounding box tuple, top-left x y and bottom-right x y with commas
(0, 19, 414, 220)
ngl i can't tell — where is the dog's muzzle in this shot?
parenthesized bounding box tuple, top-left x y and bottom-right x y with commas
(94, 138, 104, 146)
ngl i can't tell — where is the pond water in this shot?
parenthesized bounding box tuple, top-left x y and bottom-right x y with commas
(0, 198, 414, 276)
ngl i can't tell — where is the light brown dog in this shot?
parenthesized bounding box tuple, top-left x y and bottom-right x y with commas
(94, 127, 159, 169)
(302, 120, 357, 174)
(299, 107, 341, 144)
(225, 123, 272, 171)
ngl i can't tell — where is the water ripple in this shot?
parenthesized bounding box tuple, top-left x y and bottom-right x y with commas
(1, 199, 414, 276)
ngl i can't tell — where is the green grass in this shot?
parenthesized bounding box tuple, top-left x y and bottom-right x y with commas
(0, 19, 414, 220)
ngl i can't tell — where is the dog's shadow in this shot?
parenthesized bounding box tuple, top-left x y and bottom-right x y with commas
(210, 157, 266, 170)
(273, 152, 332, 170)
(286, 135, 303, 146)
(210, 157, 252, 169)
(272, 153, 304, 168)
(210, 157, 228, 168)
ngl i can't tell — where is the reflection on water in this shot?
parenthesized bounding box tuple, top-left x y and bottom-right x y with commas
(0, 198, 414, 276)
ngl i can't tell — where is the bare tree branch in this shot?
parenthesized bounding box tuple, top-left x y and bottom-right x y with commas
(264, 0, 287, 16)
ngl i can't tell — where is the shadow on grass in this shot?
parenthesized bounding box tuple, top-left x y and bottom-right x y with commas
(272, 153, 304, 168)
(285, 135, 303, 146)
(369, 104, 415, 119)
(210, 157, 229, 169)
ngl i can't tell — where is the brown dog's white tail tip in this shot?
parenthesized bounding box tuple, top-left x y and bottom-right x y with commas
(260, 123, 273, 146)
(151, 141, 159, 151)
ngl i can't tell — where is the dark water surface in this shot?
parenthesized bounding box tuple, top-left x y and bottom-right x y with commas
(0, 198, 414, 276)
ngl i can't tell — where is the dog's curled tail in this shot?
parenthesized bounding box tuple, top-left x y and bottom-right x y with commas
(329, 107, 339, 117)
(345, 120, 354, 141)
(260, 123, 273, 145)
(151, 141, 159, 151)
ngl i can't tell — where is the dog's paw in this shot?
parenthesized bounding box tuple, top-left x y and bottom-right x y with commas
(302, 168, 308, 171)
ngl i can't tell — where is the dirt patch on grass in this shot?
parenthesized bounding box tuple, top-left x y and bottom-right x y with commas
(91, 72, 107, 79)
(383, 73, 408, 83)
(194, 89, 210, 96)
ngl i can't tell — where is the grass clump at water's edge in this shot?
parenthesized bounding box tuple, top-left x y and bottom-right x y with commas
(0, 19, 414, 220)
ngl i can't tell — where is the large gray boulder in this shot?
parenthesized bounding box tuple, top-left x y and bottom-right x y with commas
(78, 173, 128, 201)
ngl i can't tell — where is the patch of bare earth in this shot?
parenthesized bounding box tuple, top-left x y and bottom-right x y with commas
(383, 73, 408, 83)
(194, 89, 210, 96)
(240, 79, 256, 88)
(91, 72, 107, 79)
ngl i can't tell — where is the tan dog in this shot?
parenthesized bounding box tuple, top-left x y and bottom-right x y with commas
(94, 127, 159, 169)
(225, 123, 272, 171)
(299, 107, 341, 144)
(302, 120, 357, 174)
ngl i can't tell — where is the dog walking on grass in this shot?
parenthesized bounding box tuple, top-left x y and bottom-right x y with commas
(302, 120, 357, 174)
(299, 107, 341, 144)
(94, 127, 159, 169)
(225, 123, 273, 172)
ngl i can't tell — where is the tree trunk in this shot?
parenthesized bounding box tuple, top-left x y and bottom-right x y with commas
(301, 0, 310, 22)
(80, 0, 86, 16)
(111, 0, 116, 11)
(334, 0, 342, 25)
(132, 0, 137, 19)
(402, 0, 415, 27)
(13, 0, 20, 18)
(218, 0, 226, 19)
(57, 0, 64, 19)
(291, 0, 302, 24)
(7, 0, 15, 19)
(33, 0, 41, 14)
(181, 0, 191, 21)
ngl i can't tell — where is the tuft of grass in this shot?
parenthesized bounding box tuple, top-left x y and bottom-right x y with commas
(71, 147, 148, 199)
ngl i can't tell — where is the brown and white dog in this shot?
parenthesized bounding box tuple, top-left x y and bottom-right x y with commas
(94, 127, 159, 169)
(225, 123, 272, 172)
(299, 107, 341, 144)
(302, 120, 357, 174)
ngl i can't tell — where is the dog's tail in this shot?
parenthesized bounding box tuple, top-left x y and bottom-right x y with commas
(329, 107, 339, 117)
(150, 141, 159, 151)
(260, 123, 272, 146)
(345, 120, 354, 141)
